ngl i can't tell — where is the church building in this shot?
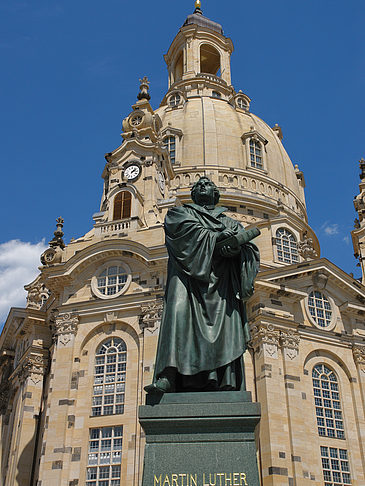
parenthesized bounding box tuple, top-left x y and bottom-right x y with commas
(1, 2, 365, 485)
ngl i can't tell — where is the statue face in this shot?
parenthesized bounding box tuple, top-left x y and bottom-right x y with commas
(192, 177, 217, 206)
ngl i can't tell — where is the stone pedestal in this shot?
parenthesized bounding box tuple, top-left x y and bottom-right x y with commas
(139, 391, 261, 486)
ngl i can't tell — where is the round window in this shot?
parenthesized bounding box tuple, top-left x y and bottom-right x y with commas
(307, 290, 333, 328)
(129, 114, 143, 126)
(91, 263, 131, 299)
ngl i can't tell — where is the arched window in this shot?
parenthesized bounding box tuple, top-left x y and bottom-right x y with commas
(113, 191, 131, 221)
(312, 364, 344, 439)
(163, 136, 176, 164)
(200, 44, 220, 75)
(275, 228, 298, 264)
(249, 139, 263, 169)
(212, 91, 221, 98)
(92, 337, 127, 417)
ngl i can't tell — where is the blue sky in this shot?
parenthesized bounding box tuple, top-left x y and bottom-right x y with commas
(0, 0, 364, 322)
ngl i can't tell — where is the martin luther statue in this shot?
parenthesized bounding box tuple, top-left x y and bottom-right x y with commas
(145, 177, 260, 394)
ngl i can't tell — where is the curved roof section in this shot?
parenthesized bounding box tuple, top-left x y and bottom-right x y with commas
(155, 97, 303, 203)
(182, 11, 223, 34)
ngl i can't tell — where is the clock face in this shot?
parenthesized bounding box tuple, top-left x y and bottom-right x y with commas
(124, 164, 141, 181)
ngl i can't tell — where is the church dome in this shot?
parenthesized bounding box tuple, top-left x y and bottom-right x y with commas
(151, 5, 320, 265)
(156, 97, 305, 210)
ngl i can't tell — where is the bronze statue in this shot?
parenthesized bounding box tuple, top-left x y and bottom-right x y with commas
(145, 177, 260, 393)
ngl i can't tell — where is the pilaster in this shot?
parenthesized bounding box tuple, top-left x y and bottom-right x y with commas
(38, 312, 79, 486)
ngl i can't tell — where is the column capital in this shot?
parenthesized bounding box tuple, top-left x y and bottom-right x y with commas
(16, 353, 48, 385)
(52, 312, 79, 345)
(280, 329, 300, 360)
(353, 344, 365, 372)
(250, 323, 281, 359)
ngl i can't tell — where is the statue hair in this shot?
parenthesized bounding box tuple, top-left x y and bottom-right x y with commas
(191, 177, 220, 205)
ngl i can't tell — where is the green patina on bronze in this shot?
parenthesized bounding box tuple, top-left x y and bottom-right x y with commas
(146, 177, 260, 393)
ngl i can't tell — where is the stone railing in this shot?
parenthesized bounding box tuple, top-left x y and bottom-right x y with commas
(170, 167, 307, 221)
(95, 217, 143, 236)
(99, 220, 131, 234)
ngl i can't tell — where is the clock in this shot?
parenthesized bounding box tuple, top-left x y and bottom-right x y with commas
(124, 164, 141, 181)
(158, 171, 165, 194)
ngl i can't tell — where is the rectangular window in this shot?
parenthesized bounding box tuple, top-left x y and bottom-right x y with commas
(86, 427, 123, 486)
(320, 446, 351, 486)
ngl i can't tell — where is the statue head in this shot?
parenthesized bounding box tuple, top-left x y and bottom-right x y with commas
(191, 177, 220, 206)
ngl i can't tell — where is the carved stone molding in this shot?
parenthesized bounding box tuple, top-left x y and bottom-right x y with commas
(17, 354, 48, 385)
(52, 312, 79, 345)
(312, 271, 328, 290)
(250, 323, 280, 359)
(353, 345, 365, 373)
(298, 232, 317, 261)
(139, 300, 163, 330)
(280, 329, 300, 360)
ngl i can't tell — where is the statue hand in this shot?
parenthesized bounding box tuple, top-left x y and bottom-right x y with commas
(217, 228, 236, 242)
(219, 245, 241, 258)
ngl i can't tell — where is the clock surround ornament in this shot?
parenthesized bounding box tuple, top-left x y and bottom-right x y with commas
(123, 163, 141, 182)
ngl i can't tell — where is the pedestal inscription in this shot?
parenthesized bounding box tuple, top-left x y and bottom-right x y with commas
(139, 392, 261, 486)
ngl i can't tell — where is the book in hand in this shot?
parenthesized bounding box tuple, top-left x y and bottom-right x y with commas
(215, 227, 261, 251)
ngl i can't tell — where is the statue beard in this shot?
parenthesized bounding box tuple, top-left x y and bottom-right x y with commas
(193, 193, 216, 207)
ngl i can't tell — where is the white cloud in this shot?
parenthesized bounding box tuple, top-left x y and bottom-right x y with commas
(0, 239, 47, 326)
(321, 222, 339, 236)
(343, 235, 350, 245)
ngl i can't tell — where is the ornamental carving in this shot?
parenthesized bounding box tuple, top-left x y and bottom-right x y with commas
(353, 345, 365, 373)
(52, 312, 79, 345)
(25, 281, 50, 310)
(280, 329, 300, 360)
(17, 354, 47, 384)
(250, 323, 280, 359)
(298, 232, 317, 261)
(139, 300, 163, 330)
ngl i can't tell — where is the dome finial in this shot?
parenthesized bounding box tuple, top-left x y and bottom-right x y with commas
(194, 0, 202, 14)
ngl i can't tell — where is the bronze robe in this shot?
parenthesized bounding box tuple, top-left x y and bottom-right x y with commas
(154, 203, 260, 391)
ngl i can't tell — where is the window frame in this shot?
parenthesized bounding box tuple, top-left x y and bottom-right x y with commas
(168, 93, 182, 108)
(320, 446, 351, 485)
(161, 127, 183, 166)
(312, 364, 345, 440)
(249, 139, 264, 169)
(91, 337, 127, 417)
(112, 190, 132, 221)
(274, 227, 299, 265)
(305, 289, 336, 331)
(241, 131, 268, 172)
(91, 261, 131, 300)
(236, 97, 249, 110)
(163, 135, 176, 165)
(86, 426, 123, 486)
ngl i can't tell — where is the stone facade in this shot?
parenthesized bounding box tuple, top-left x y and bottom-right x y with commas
(1, 5, 365, 486)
